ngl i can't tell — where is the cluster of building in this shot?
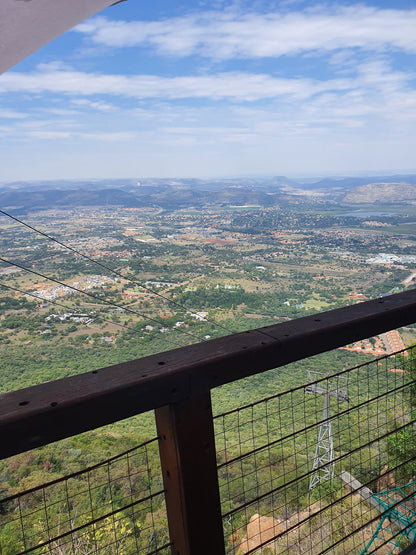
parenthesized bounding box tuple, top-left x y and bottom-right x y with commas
(45, 313, 94, 325)
(145, 280, 176, 288)
(27, 275, 116, 300)
(367, 253, 416, 265)
(51, 236, 122, 254)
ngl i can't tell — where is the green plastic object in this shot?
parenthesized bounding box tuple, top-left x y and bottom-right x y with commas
(360, 480, 416, 555)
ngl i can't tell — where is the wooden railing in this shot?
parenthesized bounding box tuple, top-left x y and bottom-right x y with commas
(2, 289, 416, 554)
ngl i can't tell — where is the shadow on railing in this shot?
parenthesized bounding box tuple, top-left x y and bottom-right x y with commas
(1, 290, 416, 554)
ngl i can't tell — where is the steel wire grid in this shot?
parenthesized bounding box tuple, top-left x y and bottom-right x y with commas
(215, 346, 416, 554)
(0, 437, 172, 555)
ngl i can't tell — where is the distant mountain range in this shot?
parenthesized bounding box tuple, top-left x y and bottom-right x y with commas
(303, 174, 416, 190)
(0, 185, 284, 212)
(1, 174, 416, 211)
(343, 182, 416, 204)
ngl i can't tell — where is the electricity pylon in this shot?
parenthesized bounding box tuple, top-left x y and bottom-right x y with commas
(305, 370, 349, 491)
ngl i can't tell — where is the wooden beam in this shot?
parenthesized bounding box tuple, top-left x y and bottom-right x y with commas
(1, 289, 416, 459)
(155, 393, 225, 555)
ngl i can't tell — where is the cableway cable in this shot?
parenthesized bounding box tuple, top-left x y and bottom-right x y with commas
(0, 210, 284, 344)
(0, 209, 236, 336)
(0, 257, 206, 346)
(0, 281, 186, 347)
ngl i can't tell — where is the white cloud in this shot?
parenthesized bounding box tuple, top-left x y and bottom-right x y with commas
(20, 117, 81, 131)
(1, 59, 414, 125)
(74, 6, 416, 59)
(3, 56, 416, 149)
(30, 131, 72, 139)
(45, 108, 82, 116)
(79, 131, 134, 141)
(0, 109, 27, 119)
(71, 98, 116, 111)
(29, 130, 134, 141)
(0, 65, 353, 102)
(0, 125, 14, 136)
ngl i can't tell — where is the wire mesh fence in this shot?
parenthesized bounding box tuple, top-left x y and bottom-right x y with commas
(215, 346, 416, 555)
(2, 346, 416, 555)
(0, 437, 172, 555)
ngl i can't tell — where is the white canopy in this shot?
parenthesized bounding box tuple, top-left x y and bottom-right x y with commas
(0, 0, 124, 74)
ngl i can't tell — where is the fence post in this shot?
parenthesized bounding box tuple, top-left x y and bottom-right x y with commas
(155, 391, 225, 555)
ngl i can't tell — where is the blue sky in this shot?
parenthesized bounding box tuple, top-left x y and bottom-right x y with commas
(1, 0, 416, 181)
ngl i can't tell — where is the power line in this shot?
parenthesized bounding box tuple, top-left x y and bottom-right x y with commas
(0, 277, 185, 349)
(0, 210, 284, 345)
(0, 209, 236, 336)
(0, 257, 206, 345)
(0, 281, 185, 347)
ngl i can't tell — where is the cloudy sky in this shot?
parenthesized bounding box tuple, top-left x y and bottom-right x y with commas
(1, 0, 416, 181)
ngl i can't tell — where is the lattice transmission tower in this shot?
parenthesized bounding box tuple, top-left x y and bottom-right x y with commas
(305, 370, 349, 491)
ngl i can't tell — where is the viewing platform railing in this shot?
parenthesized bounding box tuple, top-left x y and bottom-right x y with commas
(2, 289, 416, 554)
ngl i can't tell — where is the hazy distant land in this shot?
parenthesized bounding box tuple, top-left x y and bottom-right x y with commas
(2, 174, 416, 212)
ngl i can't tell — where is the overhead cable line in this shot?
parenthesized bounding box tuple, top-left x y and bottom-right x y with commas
(0, 257, 205, 346)
(0, 210, 284, 344)
(0, 281, 183, 346)
(0, 209, 236, 336)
